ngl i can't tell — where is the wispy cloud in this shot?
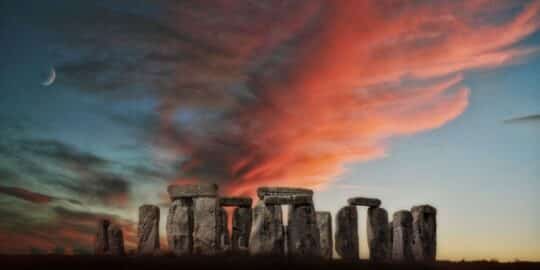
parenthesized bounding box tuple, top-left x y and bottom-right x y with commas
(503, 114, 540, 124)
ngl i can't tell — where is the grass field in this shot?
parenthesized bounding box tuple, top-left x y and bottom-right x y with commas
(1, 255, 539, 270)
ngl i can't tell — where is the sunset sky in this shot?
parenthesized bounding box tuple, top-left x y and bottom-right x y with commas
(0, 0, 539, 261)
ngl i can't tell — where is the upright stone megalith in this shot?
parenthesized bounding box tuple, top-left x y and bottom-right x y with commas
(287, 198, 321, 257)
(248, 200, 284, 256)
(166, 198, 193, 255)
(232, 206, 252, 253)
(107, 224, 125, 256)
(316, 211, 333, 260)
(218, 207, 231, 253)
(192, 196, 219, 255)
(138, 205, 160, 255)
(411, 205, 437, 262)
(392, 210, 413, 262)
(367, 207, 390, 262)
(335, 206, 358, 260)
(94, 219, 110, 255)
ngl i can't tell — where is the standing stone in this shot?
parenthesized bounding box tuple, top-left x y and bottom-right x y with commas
(107, 224, 125, 256)
(411, 205, 437, 262)
(334, 206, 358, 260)
(166, 198, 193, 256)
(392, 210, 413, 262)
(367, 207, 390, 262)
(94, 219, 110, 255)
(248, 200, 284, 256)
(232, 207, 252, 253)
(388, 221, 393, 254)
(316, 212, 333, 260)
(138, 205, 160, 255)
(192, 197, 219, 255)
(218, 207, 231, 253)
(287, 203, 321, 257)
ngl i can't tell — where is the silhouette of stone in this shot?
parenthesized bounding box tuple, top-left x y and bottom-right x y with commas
(219, 197, 252, 207)
(411, 205, 437, 262)
(193, 197, 219, 255)
(218, 207, 231, 253)
(316, 211, 333, 260)
(166, 198, 193, 256)
(367, 207, 390, 262)
(392, 210, 413, 262)
(249, 200, 284, 256)
(94, 219, 110, 255)
(287, 202, 321, 257)
(257, 187, 313, 199)
(107, 224, 125, 256)
(335, 206, 358, 260)
(263, 195, 313, 205)
(232, 207, 252, 253)
(388, 221, 393, 254)
(138, 205, 160, 255)
(168, 183, 218, 200)
(347, 197, 381, 207)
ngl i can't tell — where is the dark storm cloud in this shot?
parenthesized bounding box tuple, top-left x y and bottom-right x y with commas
(503, 114, 540, 124)
(0, 185, 82, 205)
(17, 139, 108, 167)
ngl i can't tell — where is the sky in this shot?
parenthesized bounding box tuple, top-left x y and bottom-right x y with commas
(0, 0, 539, 261)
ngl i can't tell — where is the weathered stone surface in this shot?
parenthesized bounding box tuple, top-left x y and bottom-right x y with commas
(335, 206, 359, 260)
(316, 212, 333, 260)
(107, 224, 125, 256)
(248, 200, 284, 256)
(264, 195, 313, 206)
(367, 207, 390, 262)
(257, 187, 313, 199)
(192, 197, 219, 255)
(392, 210, 413, 262)
(217, 207, 231, 253)
(287, 203, 321, 257)
(138, 205, 160, 255)
(94, 219, 110, 255)
(166, 198, 193, 256)
(167, 183, 218, 200)
(388, 221, 393, 254)
(232, 207, 252, 253)
(411, 205, 437, 262)
(219, 197, 252, 207)
(348, 197, 381, 207)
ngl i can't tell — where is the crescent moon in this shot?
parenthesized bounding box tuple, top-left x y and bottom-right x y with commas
(42, 68, 56, 86)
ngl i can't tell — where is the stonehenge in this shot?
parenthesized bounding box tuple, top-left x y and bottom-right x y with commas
(94, 183, 437, 263)
(392, 210, 414, 262)
(367, 207, 390, 262)
(411, 205, 437, 262)
(94, 219, 125, 256)
(138, 205, 160, 255)
(335, 206, 359, 260)
(316, 211, 333, 260)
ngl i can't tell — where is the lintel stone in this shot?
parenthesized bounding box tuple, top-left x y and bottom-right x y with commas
(347, 197, 381, 207)
(257, 187, 313, 199)
(263, 195, 313, 205)
(167, 183, 218, 200)
(219, 197, 252, 207)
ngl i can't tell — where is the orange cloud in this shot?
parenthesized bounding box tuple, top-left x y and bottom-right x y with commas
(155, 0, 539, 197)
